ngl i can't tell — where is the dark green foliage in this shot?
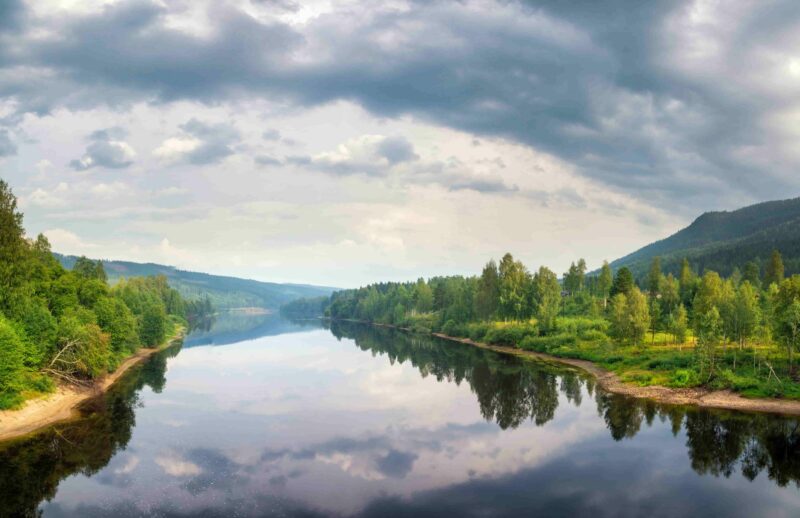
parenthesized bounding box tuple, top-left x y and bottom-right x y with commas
(610, 267, 634, 297)
(609, 197, 800, 282)
(0, 181, 203, 407)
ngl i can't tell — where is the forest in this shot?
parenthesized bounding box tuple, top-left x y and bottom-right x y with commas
(0, 180, 212, 409)
(323, 249, 800, 399)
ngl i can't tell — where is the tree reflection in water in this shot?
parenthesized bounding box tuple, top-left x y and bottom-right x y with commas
(3, 324, 800, 517)
(331, 321, 800, 489)
(0, 343, 181, 518)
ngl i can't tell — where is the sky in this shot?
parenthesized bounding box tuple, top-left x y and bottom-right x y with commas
(1, 0, 800, 287)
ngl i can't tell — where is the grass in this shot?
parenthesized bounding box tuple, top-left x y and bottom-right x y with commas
(424, 315, 800, 400)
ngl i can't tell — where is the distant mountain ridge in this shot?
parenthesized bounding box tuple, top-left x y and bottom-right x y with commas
(55, 253, 337, 310)
(610, 196, 800, 280)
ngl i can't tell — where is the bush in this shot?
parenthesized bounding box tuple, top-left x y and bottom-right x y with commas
(467, 322, 491, 342)
(483, 322, 538, 346)
(441, 319, 468, 337)
(670, 369, 700, 387)
(519, 333, 577, 352)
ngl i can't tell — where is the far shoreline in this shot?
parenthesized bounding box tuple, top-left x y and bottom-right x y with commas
(0, 329, 185, 444)
(334, 318, 800, 417)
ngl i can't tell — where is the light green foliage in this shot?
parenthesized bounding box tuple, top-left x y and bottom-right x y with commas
(413, 278, 434, 313)
(626, 287, 650, 346)
(498, 253, 530, 321)
(94, 297, 139, 354)
(532, 266, 561, 333)
(670, 304, 688, 344)
(696, 307, 723, 380)
(598, 261, 613, 307)
(773, 276, 800, 371)
(609, 293, 628, 340)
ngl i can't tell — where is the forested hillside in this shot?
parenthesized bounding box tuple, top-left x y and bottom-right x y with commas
(611, 197, 800, 281)
(56, 254, 336, 310)
(0, 180, 208, 408)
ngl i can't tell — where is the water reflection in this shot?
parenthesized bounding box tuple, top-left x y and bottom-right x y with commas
(183, 310, 320, 348)
(0, 344, 181, 518)
(330, 321, 800, 489)
(0, 319, 799, 517)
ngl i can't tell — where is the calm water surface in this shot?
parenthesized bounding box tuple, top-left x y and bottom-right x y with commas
(2, 313, 800, 517)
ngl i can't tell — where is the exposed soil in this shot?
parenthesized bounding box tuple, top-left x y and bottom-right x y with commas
(0, 331, 184, 443)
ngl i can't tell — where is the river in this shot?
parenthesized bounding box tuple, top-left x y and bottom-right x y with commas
(1, 312, 800, 517)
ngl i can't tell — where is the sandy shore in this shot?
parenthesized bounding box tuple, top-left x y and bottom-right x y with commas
(430, 332, 800, 416)
(0, 330, 184, 443)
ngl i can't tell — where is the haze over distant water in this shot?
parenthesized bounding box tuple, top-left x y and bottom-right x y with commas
(2, 1, 800, 284)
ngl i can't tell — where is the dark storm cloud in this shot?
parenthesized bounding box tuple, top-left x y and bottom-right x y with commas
(2, 0, 800, 208)
(69, 127, 134, 171)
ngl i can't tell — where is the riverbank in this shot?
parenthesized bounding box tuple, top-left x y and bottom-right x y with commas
(343, 319, 800, 416)
(429, 333, 800, 416)
(0, 329, 185, 442)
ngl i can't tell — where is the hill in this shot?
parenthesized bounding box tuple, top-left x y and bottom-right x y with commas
(609, 196, 800, 280)
(55, 254, 337, 310)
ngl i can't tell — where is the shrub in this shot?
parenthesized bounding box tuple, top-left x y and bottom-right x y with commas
(467, 322, 491, 342)
(483, 322, 538, 346)
(670, 369, 700, 388)
(519, 333, 577, 352)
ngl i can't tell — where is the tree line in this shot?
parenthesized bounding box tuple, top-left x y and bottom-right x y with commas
(324, 248, 800, 388)
(0, 180, 211, 408)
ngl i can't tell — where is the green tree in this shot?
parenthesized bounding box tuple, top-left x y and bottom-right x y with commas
(73, 256, 107, 281)
(609, 293, 628, 341)
(671, 304, 688, 346)
(649, 299, 661, 343)
(598, 261, 613, 308)
(531, 266, 561, 333)
(626, 287, 650, 346)
(660, 273, 680, 317)
(773, 276, 800, 374)
(498, 253, 529, 321)
(413, 278, 434, 313)
(731, 281, 759, 349)
(742, 261, 761, 289)
(140, 303, 167, 347)
(0, 180, 28, 312)
(679, 258, 696, 306)
(696, 307, 723, 381)
(474, 261, 500, 320)
(647, 257, 662, 299)
(764, 250, 785, 288)
(610, 267, 634, 297)
(0, 316, 25, 398)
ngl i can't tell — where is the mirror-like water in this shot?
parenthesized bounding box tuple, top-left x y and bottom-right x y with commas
(2, 313, 800, 517)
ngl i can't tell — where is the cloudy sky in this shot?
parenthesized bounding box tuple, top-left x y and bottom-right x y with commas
(1, 0, 799, 286)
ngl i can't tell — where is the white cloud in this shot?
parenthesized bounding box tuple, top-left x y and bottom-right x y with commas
(155, 453, 203, 477)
